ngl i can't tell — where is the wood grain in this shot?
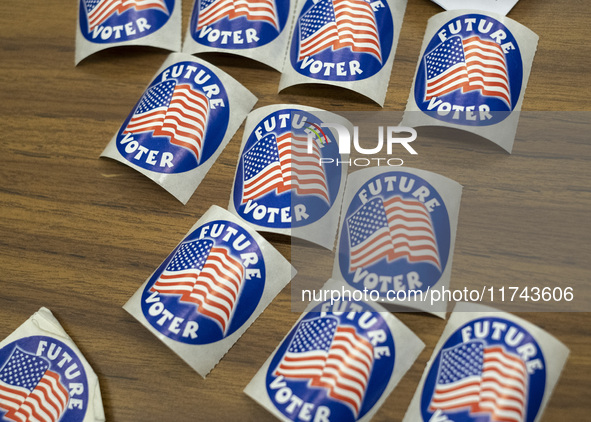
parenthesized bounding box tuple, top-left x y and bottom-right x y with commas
(0, 0, 589, 421)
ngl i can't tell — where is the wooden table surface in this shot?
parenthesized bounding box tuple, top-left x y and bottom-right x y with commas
(1, 0, 589, 421)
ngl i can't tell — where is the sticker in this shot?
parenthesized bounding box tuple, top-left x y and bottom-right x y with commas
(191, 0, 289, 49)
(431, 0, 520, 17)
(289, 0, 394, 82)
(415, 13, 523, 126)
(228, 105, 349, 249)
(332, 167, 462, 316)
(101, 53, 257, 204)
(403, 302, 570, 422)
(279, 0, 408, 106)
(79, 0, 174, 43)
(115, 61, 229, 173)
(124, 205, 295, 377)
(0, 337, 88, 422)
(245, 278, 424, 422)
(75, 0, 181, 64)
(183, 1, 296, 71)
(141, 219, 266, 344)
(402, 11, 538, 152)
(0, 308, 105, 422)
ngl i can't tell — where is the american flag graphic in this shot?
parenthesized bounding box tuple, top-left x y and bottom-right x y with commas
(347, 196, 440, 272)
(241, 132, 330, 204)
(0, 348, 69, 422)
(123, 80, 209, 163)
(196, 0, 279, 31)
(298, 0, 381, 62)
(84, 0, 169, 32)
(429, 341, 529, 422)
(274, 316, 374, 416)
(424, 35, 511, 106)
(151, 239, 245, 334)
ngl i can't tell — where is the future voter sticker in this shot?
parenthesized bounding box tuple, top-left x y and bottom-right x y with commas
(420, 316, 546, 422)
(289, 0, 394, 82)
(232, 109, 342, 229)
(414, 13, 523, 126)
(141, 220, 266, 345)
(0, 336, 88, 422)
(190, 0, 290, 49)
(265, 300, 395, 421)
(115, 60, 230, 174)
(79, 0, 174, 43)
(338, 171, 451, 296)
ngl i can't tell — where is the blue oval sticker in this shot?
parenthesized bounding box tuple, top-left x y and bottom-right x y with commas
(190, 0, 291, 49)
(414, 13, 523, 126)
(141, 220, 266, 344)
(0, 336, 89, 422)
(79, 0, 175, 43)
(337, 171, 451, 297)
(266, 300, 395, 421)
(420, 316, 546, 422)
(115, 60, 230, 174)
(289, 0, 394, 82)
(232, 108, 343, 229)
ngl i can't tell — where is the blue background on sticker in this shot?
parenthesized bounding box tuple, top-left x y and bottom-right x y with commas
(232, 109, 342, 229)
(289, 0, 394, 82)
(141, 220, 265, 345)
(79, 0, 174, 43)
(191, 0, 290, 49)
(0, 336, 89, 422)
(414, 13, 523, 126)
(115, 60, 229, 174)
(265, 301, 395, 422)
(338, 171, 451, 295)
(420, 317, 546, 422)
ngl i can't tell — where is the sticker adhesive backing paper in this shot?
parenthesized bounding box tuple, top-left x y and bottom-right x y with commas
(183, 0, 297, 71)
(0, 307, 105, 422)
(228, 104, 350, 249)
(279, 0, 408, 106)
(332, 166, 462, 317)
(76, 0, 181, 64)
(245, 278, 424, 422)
(123, 205, 295, 377)
(101, 53, 257, 204)
(402, 302, 570, 422)
(402, 10, 538, 152)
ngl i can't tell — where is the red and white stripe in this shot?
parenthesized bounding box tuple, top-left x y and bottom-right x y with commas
(475, 346, 528, 422)
(430, 346, 528, 422)
(87, 0, 169, 32)
(349, 224, 396, 272)
(429, 374, 482, 411)
(299, 20, 340, 60)
(124, 105, 167, 134)
(276, 133, 292, 193)
(9, 372, 69, 422)
(157, 84, 209, 161)
(275, 324, 373, 416)
(0, 379, 28, 420)
(196, 0, 278, 31)
(383, 196, 440, 269)
(233, 0, 278, 29)
(290, 135, 330, 203)
(461, 36, 511, 106)
(333, 0, 381, 62)
(425, 61, 470, 101)
(241, 134, 285, 204)
(125, 84, 209, 163)
(309, 326, 373, 415)
(186, 247, 244, 333)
